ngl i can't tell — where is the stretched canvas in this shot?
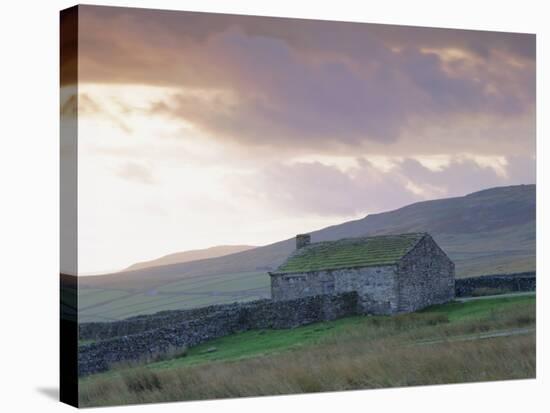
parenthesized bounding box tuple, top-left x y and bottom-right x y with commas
(60, 4, 536, 408)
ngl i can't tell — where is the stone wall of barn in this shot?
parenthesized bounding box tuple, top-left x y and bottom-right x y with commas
(270, 271, 336, 300)
(332, 266, 399, 314)
(396, 235, 455, 313)
(270, 266, 399, 314)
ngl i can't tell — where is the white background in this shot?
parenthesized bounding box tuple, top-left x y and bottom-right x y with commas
(0, 0, 547, 411)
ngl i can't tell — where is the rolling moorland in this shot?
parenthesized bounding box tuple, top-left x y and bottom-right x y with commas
(79, 294, 535, 406)
(123, 245, 256, 272)
(78, 184, 535, 322)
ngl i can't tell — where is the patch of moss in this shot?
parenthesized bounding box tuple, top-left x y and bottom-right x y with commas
(276, 233, 425, 274)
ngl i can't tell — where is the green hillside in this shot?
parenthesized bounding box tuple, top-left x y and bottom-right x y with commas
(78, 184, 535, 322)
(78, 271, 269, 322)
(124, 245, 256, 272)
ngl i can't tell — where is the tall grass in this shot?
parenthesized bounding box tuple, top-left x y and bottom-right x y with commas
(79, 300, 535, 407)
(79, 333, 534, 407)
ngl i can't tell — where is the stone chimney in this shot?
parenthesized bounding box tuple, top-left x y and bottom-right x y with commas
(296, 234, 311, 250)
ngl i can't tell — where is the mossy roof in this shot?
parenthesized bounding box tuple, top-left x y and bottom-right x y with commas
(273, 233, 426, 275)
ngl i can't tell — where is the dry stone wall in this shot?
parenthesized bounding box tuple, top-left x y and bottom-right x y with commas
(79, 292, 359, 376)
(79, 299, 271, 341)
(454, 272, 535, 297)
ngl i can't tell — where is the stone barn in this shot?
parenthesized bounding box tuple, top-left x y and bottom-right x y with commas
(269, 233, 455, 314)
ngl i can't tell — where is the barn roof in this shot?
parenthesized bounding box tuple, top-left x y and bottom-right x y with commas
(272, 233, 427, 275)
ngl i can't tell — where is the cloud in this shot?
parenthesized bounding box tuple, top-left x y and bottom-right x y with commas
(73, 5, 535, 155)
(60, 91, 134, 134)
(233, 155, 535, 217)
(76, 6, 535, 87)
(397, 158, 503, 197)
(146, 27, 413, 147)
(116, 162, 155, 185)
(143, 28, 533, 153)
(502, 155, 537, 184)
(237, 160, 416, 216)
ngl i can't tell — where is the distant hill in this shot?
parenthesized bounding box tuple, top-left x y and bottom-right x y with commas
(78, 184, 535, 322)
(123, 245, 256, 272)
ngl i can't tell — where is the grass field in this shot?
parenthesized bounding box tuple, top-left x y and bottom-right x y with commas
(79, 295, 535, 407)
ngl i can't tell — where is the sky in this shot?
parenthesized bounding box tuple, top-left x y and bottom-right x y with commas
(60, 6, 536, 274)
